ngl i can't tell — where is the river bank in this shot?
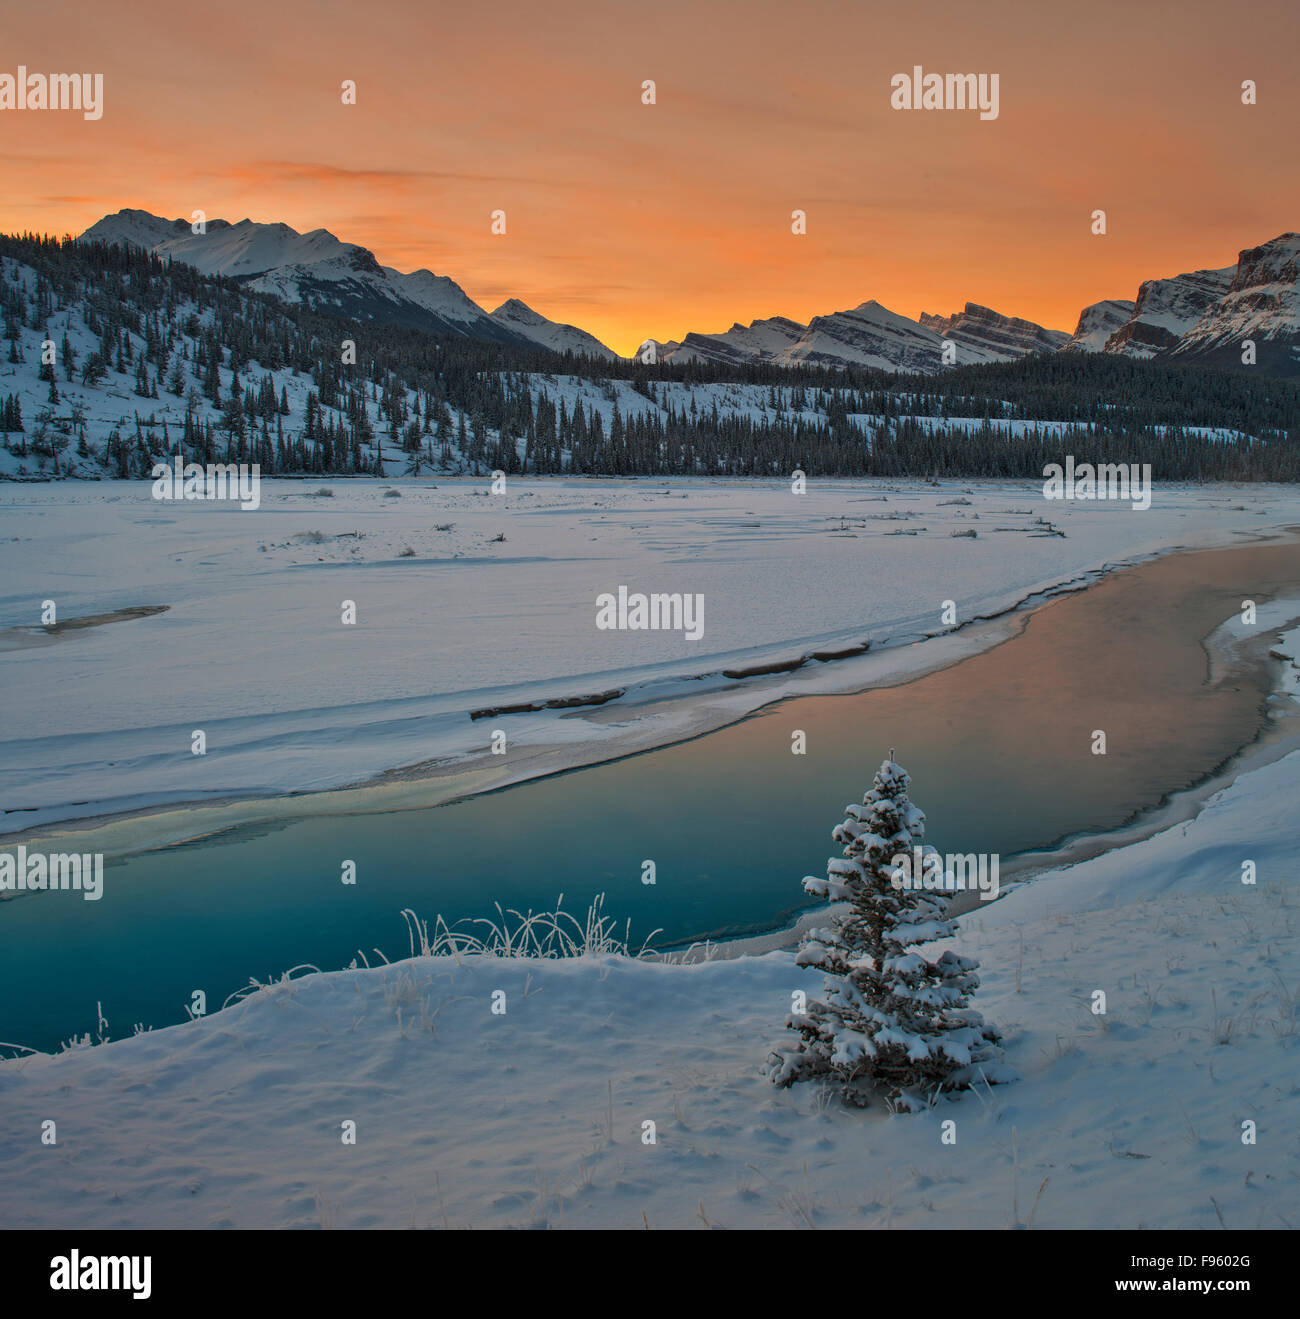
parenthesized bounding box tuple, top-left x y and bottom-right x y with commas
(3, 532, 1298, 1052)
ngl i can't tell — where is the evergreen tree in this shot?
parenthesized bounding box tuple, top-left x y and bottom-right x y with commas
(769, 754, 1011, 1110)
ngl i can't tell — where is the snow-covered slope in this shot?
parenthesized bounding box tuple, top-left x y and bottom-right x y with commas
(655, 314, 808, 367)
(81, 209, 527, 345)
(1062, 233, 1300, 375)
(656, 301, 946, 372)
(656, 301, 1064, 372)
(1061, 298, 1135, 352)
(82, 209, 194, 250)
(918, 302, 1069, 359)
(2, 475, 1295, 826)
(1051, 232, 1300, 374)
(0, 250, 439, 483)
(784, 301, 945, 371)
(1101, 265, 1235, 358)
(489, 298, 617, 359)
(1172, 233, 1300, 375)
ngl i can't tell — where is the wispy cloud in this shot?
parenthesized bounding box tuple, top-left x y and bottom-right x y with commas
(218, 161, 553, 188)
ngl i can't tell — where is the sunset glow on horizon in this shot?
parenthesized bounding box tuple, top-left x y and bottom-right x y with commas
(3, 0, 1297, 356)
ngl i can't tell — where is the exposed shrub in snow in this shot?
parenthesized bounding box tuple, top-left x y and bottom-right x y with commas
(769, 755, 1013, 1110)
(399, 893, 661, 961)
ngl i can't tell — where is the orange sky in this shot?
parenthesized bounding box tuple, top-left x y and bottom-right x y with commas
(3, 0, 1297, 355)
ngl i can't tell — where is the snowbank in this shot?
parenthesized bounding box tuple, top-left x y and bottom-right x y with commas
(3, 477, 1298, 832)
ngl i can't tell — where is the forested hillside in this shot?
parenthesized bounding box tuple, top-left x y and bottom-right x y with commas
(3, 232, 1298, 481)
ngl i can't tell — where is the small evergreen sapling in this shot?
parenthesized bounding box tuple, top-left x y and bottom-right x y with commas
(769, 754, 1012, 1110)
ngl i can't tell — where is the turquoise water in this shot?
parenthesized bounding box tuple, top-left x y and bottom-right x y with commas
(2, 708, 1078, 1054)
(0, 702, 1210, 1054)
(2, 536, 1287, 1054)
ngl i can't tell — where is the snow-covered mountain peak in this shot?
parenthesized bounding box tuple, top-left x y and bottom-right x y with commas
(917, 302, 1069, 359)
(1169, 232, 1300, 372)
(489, 297, 617, 358)
(79, 209, 530, 344)
(77, 209, 616, 356)
(1062, 299, 1135, 353)
(1229, 232, 1300, 293)
(491, 297, 547, 324)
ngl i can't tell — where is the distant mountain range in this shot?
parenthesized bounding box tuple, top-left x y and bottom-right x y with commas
(647, 299, 1070, 372)
(654, 235, 1300, 375)
(80, 209, 617, 360)
(80, 211, 1300, 376)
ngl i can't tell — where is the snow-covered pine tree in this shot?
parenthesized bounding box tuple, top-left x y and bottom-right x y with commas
(769, 753, 1011, 1110)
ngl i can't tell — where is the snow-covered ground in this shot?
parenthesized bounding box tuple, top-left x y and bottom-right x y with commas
(2, 732, 1296, 1230)
(3, 477, 1298, 1230)
(2, 477, 1298, 835)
